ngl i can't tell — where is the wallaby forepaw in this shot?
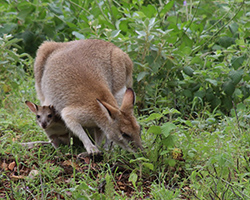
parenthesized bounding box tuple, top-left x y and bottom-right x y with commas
(77, 151, 103, 162)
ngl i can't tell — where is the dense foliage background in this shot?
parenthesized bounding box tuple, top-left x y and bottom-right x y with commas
(1, 0, 250, 199)
(1, 0, 250, 115)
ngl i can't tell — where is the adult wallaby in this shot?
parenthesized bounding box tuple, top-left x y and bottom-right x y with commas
(34, 39, 142, 155)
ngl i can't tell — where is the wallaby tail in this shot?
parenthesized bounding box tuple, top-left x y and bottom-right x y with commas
(34, 41, 64, 104)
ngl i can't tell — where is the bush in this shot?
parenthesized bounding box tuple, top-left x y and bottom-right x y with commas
(0, 34, 32, 100)
(1, 0, 250, 115)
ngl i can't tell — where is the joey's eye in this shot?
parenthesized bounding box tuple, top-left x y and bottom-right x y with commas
(48, 114, 52, 118)
(36, 115, 40, 119)
(121, 132, 131, 140)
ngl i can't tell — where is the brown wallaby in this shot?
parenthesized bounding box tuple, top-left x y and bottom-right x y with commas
(34, 39, 142, 155)
(25, 101, 71, 148)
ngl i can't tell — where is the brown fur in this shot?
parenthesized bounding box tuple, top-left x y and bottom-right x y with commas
(34, 39, 142, 155)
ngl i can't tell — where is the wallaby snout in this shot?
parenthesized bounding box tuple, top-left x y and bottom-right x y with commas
(41, 122, 48, 129)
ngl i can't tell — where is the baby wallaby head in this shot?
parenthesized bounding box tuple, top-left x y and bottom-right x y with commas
(25, 101, 56, 129)
(97, 88, 143, 152)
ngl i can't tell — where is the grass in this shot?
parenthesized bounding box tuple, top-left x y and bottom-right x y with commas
(1, 75, 250, 199)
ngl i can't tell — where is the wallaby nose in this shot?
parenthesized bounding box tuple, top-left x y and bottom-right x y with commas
(131, 140, 143, 152)
(41, 122, 47, 129)
(137, 144, 143, 152)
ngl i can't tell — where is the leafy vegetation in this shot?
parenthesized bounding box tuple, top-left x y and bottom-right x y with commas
(1, 0, 250, 199)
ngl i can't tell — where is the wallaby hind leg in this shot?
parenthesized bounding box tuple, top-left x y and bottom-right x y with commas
(50, 134, 70, 148)
(93, 127, 112, 151)
(61, 106, 101, 155)
(103, 138, 113, 151)
(93, 128, 106, 148)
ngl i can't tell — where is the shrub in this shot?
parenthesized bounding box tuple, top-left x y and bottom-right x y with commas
(1, 0, 250, 116)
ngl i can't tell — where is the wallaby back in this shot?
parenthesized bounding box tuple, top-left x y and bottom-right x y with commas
(35, 39, 142, 155)
(35, 40, 133, 106)
(34, 42, 68, 104)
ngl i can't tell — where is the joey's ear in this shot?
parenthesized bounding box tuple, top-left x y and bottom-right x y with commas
(120, 88, 135, 112)
(96, 99, 119, 120)
(49, 105, 55, 111)
(25, 101, 39, 113)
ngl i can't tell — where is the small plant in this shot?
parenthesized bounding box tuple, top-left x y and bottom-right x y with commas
(0, 35, 31, 97)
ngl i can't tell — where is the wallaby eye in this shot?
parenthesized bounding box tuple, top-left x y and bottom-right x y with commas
(36, 115, 40, 119)
(121, 132, 131, 140)
(48, 114, 52, 118)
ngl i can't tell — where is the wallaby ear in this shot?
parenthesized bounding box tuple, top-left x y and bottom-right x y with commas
(96, 99, 119, 120)
(120, 88, 135, 112)
(25, 101, 38, 113)
(49, 105, 55, 111)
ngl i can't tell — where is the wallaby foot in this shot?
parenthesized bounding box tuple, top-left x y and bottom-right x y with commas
(103, 140, 113, 151)
(77, 151, 103, 162)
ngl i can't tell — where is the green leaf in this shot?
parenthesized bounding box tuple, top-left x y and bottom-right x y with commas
(218, 36, 235, 48)
(229, 22, 238, 35)
(160, 1, 174, 17)
(183, 89, 192, 98)
(231, 56, 245, 69)
(137, 71, 149, 82)
(0, 23, 17, 34)
(160, 150, 169, 155)
(130, 157, 149, 163)
(5, 50, 19, 62)
(206, 117, 216, 125)
(111, 30, 121, 38)
(17, 3, 35, 20)
(167, 159, 176, 167)
(206, 79, 218, 86)
(194, 90, 206, 98)
(221, 96, 233, 110)
(145, 113, 163, 121)
(184, 120, 193, 127)
(135, 30, 146, 37)
(48, 3, 63, 15)
(206, 88, 215, 101)
(223, 81, 235, 96)
(147, 125, 161, 135)
(211, 97, 221, 109)
(182, 33, 193, 47)
(162, 134, 176, 148)
(229, 70, 243, 85)
(148, 17, 157, 29)
(183, 66, 194, 77)
(191, 83, 200, 92)
(161, 122, 176, 138)
(141, 5, 157, 18)
(129, 172, 138, 188)
(142, 162, 154, 170)
(72, 31, 85, 39)
(162, 108, 181, 115)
